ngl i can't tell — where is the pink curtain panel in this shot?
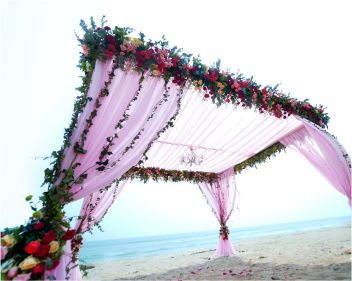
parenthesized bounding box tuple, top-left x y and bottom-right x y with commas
(198, 168, 237, 256)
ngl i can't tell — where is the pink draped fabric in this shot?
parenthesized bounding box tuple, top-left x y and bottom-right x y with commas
(51, 59, 182, 280)
(280, 120, 351, 206)
(75, 180, 128, 233)
(198, 168, 236, 256)
(59, 61, 181, 200)
(45, 181, 128, 280)
(144, 91, 303, 172)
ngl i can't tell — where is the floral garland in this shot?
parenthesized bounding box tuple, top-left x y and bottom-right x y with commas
(78, 17, 329, 128)
(122, 167, 219, 184)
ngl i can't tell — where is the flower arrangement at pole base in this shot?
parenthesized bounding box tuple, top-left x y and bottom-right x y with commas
(219, 225, 230, 240)
(0, 196, 76, 280)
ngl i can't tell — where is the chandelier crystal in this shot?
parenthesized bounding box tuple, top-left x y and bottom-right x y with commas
(180, 146, 204, 167)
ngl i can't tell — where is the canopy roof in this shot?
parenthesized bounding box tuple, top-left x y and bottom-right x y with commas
(74, 19, 339, 179)
(144, 88, 303, 173)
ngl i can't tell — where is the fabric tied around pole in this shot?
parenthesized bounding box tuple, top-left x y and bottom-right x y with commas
(198, 168, 236, 256)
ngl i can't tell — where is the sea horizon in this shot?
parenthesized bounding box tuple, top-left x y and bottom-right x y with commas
(79, 216, 350, 263)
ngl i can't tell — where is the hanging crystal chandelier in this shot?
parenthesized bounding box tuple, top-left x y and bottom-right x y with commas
(180, 146, 204, 166)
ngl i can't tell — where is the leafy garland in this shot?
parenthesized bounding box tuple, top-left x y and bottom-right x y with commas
(234, 142, 286, 174)
(122, 167, 218, 184)
(78, 17, 329, 128)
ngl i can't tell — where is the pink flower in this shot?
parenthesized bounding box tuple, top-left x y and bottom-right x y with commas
(239, 269, 252, 277)
(252, 92, 257, 102)
(1, 246, 8, 260)
(82, 45, 89, 57)
(14, 273, 31, 281)
(7, 267, 18, 279)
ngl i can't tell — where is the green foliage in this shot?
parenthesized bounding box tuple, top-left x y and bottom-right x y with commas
(32, 211, 42, 218)
(79, 263, 95, 278)
(234, 142, 286, 174)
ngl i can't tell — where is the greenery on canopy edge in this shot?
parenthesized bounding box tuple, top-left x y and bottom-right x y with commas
(77, 17, 329, 127)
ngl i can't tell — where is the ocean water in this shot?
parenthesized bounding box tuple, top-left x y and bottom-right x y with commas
(79, 216, 350, 263)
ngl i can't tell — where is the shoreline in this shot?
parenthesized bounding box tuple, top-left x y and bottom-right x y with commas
(85, 223, 351, 280)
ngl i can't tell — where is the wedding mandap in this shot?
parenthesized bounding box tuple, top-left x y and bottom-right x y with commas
(1, 18, 350, 280)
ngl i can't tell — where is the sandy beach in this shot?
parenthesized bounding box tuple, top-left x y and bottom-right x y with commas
(85, 223, 351, 280)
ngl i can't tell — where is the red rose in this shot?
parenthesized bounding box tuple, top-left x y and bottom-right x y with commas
(106, 35, 116, 45)
(52, 259, 60, 269)
(62, 229, 76, 241)
(302, 103, 311, 110)
(171, 57, 178, 67)
(32, 263, 45, 276)
(42, 230, 56, 244)
(33, 222, 44, 231)
(107, 44, 116, 52)
(104, 49, 113, 59)
(24, 240, 41, 254)
(104, 26, 111, 30)
(34, 244, 50, 258)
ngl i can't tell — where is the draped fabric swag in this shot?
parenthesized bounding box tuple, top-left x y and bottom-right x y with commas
(280, 120, 351, 206)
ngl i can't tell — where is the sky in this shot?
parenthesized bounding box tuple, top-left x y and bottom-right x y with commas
(0, 0, 351, 241)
